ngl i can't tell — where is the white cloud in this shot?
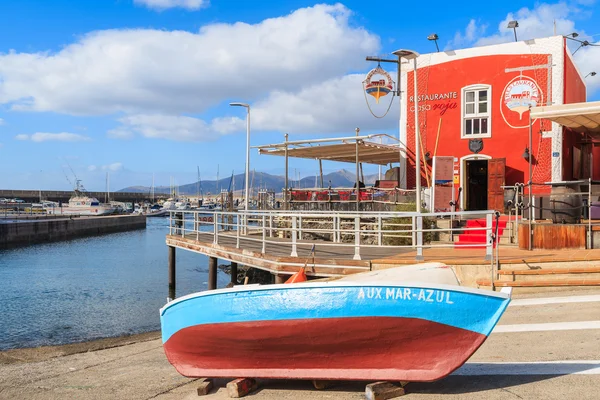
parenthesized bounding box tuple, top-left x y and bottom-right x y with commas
(88, 165, 97, 171)
(250, 73, 397, 134)
(0, 4, 379, 116)
(0, 118, 4, 125)
(110, 114, 240, 142)
(14, 132, 91, 142)
(446, 2, 600, 95)
(102, 162, 123, 172)
(134, 0, 208, 11)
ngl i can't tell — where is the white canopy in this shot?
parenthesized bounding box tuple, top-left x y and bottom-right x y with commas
(530, 101, 600, 137)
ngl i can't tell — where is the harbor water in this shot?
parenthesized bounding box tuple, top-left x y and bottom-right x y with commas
(0, 217, 228, 350)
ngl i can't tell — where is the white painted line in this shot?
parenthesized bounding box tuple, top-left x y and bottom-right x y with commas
(454, 361, 600, 376)
(494, 320, 600, 333)
(510, 294, 600, 307)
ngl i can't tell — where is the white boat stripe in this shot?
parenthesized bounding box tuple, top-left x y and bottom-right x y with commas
(509, 294, 600, 307)
(494, 321, 600, 333)
(454, 361, 600, 376)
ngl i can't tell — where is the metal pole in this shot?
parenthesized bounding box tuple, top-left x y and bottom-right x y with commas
(284, 133, 289, 210)
(208, 256, 217, 290)
(168, 246, 176, 301)
(397, 57, 405, 188)
(244, 106, 251, 213)
(413, 58, 422, 211)
(319, 159, 324, 188)
(528, 108, 533, 251)
(355, 127, 360, 211)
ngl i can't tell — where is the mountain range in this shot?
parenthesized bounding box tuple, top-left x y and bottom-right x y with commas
(119, 169, 379, 195)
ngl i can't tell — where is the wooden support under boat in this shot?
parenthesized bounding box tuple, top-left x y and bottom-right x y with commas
(226, 378, 258, 398)
(365, 381, 407, 400)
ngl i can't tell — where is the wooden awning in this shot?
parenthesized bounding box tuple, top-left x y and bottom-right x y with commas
(531, 101, 600, 137)
(257, 140, 401, 166)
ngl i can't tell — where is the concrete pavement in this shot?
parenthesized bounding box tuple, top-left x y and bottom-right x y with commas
(1, 289, 599, 400)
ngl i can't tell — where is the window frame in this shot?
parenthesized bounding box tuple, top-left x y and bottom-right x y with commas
(461, 84, 492, 139)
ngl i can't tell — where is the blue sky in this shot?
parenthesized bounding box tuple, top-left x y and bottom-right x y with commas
(0, 0, 599, 191)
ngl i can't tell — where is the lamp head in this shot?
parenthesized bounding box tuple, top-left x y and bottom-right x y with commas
(392, 49, 420, 60)
(507, 20, 519, 29)
(427, 33, 439, 41)
(229, 102, 250, 108)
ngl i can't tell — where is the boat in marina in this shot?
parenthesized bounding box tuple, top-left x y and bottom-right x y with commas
(44, 180, 115, 216)
(160, 263, 511, 382)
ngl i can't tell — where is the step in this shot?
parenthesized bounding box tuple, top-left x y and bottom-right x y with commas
(498, 266, 600, 276)
(476, 278, 600, 287)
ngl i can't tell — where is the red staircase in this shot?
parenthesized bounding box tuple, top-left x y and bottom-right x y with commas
(455, 217, 508, 249)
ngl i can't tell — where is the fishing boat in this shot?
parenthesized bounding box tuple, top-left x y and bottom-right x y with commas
(44, 180, 115, 216)
(160, 263, 511, 382)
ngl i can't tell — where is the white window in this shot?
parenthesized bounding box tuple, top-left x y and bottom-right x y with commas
(461, 85, 491, 138)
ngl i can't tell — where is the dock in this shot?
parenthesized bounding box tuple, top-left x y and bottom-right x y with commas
(165, 209, 600, 294)
(0, 214, 146, 249)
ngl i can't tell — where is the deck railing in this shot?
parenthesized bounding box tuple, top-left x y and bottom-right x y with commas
(169, 209, 498, 263)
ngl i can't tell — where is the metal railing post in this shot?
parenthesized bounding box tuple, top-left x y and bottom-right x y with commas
(354, 216, 361, 260)
(269, 214, 273, 238)
(298, 215, 303, 240)
(291, 215, 298, 257)
(415, 215, 424, 260)
(181, 213, 185, 238)
(213, 212, 218, 244)
(377, 215, 383, 246)
(169, 212, 172, 235)
(236, 214, 240, 249)
(589, 178, 593, 249)
(485, 212, 492, 261)
(411, 216, 416, 249)
(262, 215, 266, 253)
(195, 212, 199, 240)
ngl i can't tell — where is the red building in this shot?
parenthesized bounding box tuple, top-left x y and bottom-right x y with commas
(398, 35, 595, 211)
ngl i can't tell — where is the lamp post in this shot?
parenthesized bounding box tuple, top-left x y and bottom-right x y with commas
(393, 49, 421, 211)
(427, 33, 440, 52)
(366, 49, 421, 210)
(229, 102, 250, 212)
(585, 72, 597, 78)
(507, 20, 519, 42)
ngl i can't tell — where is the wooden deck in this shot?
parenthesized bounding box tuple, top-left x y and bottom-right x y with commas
(166, 231, 600, 280)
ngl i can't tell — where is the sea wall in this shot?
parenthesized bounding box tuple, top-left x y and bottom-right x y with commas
(0, 215, 146, 249)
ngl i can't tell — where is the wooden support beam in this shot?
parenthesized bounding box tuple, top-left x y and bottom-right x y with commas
(226, 378, 258, 398)
(208, 256, 218, 290)
(274, 274, 286, 284)
(497, 266, 600, 275)
(196, 378, 214, 396)
(365, 381, 406, 400)
(230, 262, 238, 285)
(312, 380, 336, 390)
(477, 278, 600, 287)
(168, 245, 176, 300)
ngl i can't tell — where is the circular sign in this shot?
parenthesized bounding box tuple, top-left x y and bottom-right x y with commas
(500, 76, 543, 129)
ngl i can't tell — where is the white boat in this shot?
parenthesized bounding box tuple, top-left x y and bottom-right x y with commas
(44, 181, 115, 216)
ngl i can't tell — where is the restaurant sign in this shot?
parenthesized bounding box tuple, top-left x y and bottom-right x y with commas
(364, 66, 394, 104)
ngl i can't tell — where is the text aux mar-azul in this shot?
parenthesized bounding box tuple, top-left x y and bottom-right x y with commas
(357, 287, 454, 304)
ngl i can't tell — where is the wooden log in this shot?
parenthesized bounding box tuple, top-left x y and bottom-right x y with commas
(196, 378, 214, 396)
(208, 256, 217, 290)
(168, 246, 176, 300)
(230, 262, 238, 285)
(365, 381, 406, 400)
(226, 378, 258, 398)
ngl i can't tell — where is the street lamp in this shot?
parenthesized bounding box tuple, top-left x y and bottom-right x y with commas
(507, 20, 519, 42)
(229, 102, 250, 212)
(427, 33, 440, 52)
(585, 72, 597, 78)
(393, 49, 421, 211)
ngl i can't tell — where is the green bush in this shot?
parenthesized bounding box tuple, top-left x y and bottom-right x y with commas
(383, 203, 436, 246)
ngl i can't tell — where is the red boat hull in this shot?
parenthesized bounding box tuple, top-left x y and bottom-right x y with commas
(163, 316, 486, 381)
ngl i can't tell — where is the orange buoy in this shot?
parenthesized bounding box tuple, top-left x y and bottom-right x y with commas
(284, 268, 307, 284)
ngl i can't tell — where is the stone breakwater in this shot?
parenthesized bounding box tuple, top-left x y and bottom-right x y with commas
(0, 214, 146, 248)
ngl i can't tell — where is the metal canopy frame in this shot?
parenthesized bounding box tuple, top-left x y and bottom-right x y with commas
(530, 101, 600, 135)
(254, 133, 403, 210)
(255, 134, 402, 166)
